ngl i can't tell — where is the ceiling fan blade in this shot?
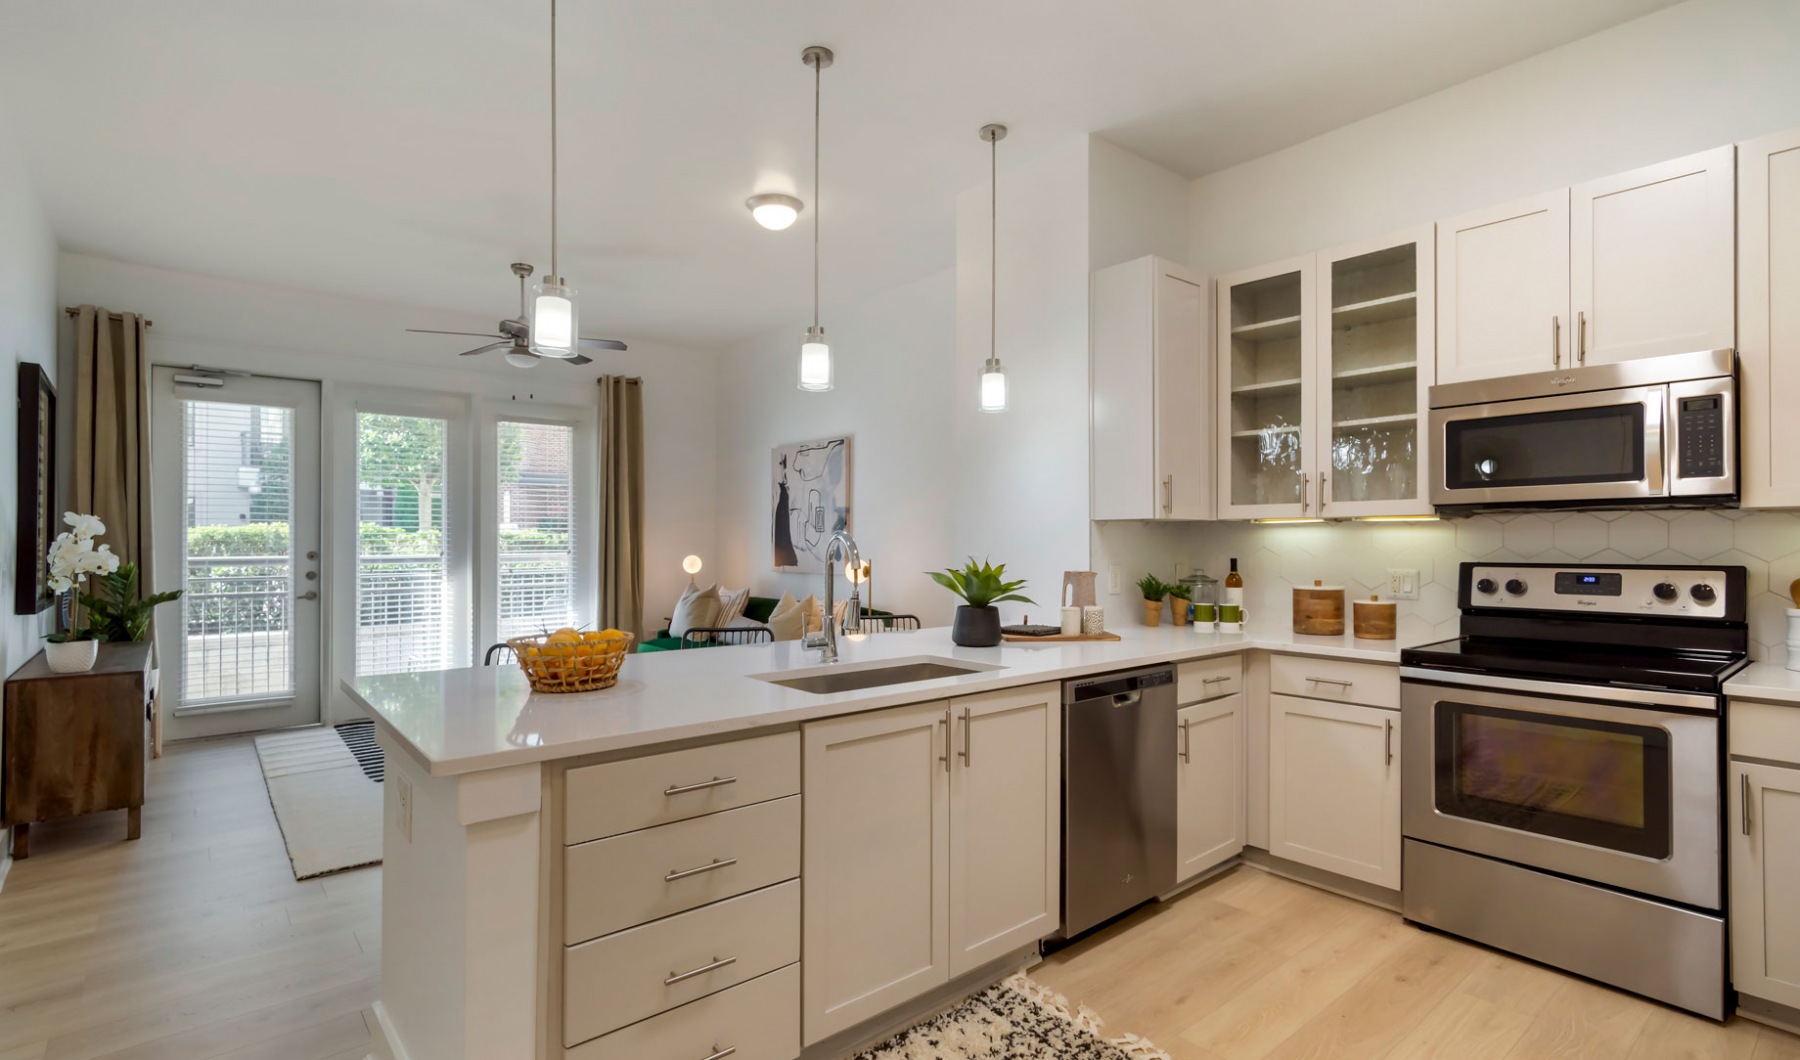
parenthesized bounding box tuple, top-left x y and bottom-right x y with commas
(578, 337, 628, 351)
(459, 342, 510, 357)
(408, 328, 506, 339)
(564, 353, 594, 366)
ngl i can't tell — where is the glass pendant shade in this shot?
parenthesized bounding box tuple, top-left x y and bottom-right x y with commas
(530, 280, 578, 357)
(799, 326, 833, 391)
(504, 349, 540, 369)
(979, 357, 1007, 413)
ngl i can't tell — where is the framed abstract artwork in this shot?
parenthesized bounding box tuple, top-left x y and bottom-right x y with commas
(772, 436, 850, 574)
(14, 361, 56, 615)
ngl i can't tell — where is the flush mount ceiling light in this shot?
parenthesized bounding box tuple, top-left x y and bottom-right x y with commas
(529, 0, 579, 359)
(798, 45, 835, 392)
(746, 192, 804, 231)
(979, 123, 1009, 413)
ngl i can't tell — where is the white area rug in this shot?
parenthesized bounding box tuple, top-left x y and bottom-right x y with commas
(853, 975, 1170, 1060)
(254, 725, 383, 881)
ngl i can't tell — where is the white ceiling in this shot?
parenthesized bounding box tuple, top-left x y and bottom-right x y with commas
(0, 0, 1677, 349)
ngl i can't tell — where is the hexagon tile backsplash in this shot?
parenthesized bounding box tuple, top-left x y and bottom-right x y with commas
(1092, 510, 1800, 661)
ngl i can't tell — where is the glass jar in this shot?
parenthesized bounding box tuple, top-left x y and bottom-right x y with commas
(1183, 572, 1219, 628)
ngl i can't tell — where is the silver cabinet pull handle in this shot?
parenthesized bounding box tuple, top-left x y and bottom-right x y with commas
(939, 712, 951, 772)
(1552, 314, 1561, 367)
(664, 776, 737, 797)
(1162, 474, 1173, 514)
(664, 857, 738, 882)
(1577, 310, 1587, 364)
(665, 955, 737, 985)
(1307, 676, 1353, 688)
(959, 708, 972, 766)
(1202, 675, 1230, 684)
(700, 1048, 737, 1060)
(1385, 718, 1394, 766)
(1321, 473, 1330, 508)
(1179, 718, 1192, 763)
(1300, 472, 1310, 514)
(1742, 773, 1753, 836)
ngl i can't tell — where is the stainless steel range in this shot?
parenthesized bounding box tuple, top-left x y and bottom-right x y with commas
(1401, 562, 1749, 1019)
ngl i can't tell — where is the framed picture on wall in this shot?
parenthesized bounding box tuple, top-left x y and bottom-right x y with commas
(14, 361, 57, 615)
(772, 436, 850, 574)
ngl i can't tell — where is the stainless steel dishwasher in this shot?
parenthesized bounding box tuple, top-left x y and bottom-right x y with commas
(1059, 665, 1177, 938)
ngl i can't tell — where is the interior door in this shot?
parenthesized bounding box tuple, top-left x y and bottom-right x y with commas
(1435, 190, 1571, 384)
(152, 369, 322, 739)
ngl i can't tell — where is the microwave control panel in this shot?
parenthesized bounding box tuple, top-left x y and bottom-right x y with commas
(1677, 395, 1726, 479)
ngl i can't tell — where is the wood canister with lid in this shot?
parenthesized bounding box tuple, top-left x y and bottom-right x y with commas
(1353, 595, 1398, 640)
(1292, 581, 1346, 636)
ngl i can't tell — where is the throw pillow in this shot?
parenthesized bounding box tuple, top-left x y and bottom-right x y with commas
(768, 593, 805, 641)
(715, 586, 751, 627)
(800, 594, 822, 635)
(670, 583, 722, 639)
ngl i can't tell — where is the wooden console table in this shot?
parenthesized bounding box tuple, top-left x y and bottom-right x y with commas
(3, 642, 152, 858)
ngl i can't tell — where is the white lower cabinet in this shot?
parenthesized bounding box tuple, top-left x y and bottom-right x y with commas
(1268, 694, 1400, 889)
(802, 684, 1060, 1046)
(1730, 758, 1800, 1010)
(1177, 693, 1245, 880)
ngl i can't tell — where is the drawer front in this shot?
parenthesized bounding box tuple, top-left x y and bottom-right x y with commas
(566, 963, 800, 1060)
(566, 731, 800, 844)
(1270, 654, 1398, 709)
(566, 795, 801, 944)
(1178, 656, 1244, 703)
(565, 881, 801, 1048)
(1729, 699, 1800, 764)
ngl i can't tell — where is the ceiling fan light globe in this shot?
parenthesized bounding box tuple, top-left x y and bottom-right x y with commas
(530, 281, 578, 355)
(747, 193, 804, 231)
(504, 349, 540, 369)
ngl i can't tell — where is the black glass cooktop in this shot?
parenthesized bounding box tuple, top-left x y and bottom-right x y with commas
(1402, 636, 1747, 694)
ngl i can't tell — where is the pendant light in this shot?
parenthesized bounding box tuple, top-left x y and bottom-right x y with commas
(798, 45, 834, 392)
(979, 123, 1008, 413)
(530, 0, 579, 358)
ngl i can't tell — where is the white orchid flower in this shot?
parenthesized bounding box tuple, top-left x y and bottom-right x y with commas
(48, 575, 72, 594)
(63, 512, 105, 539)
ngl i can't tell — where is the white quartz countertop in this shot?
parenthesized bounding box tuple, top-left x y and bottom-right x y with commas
(1724, 660, 1800, 706)
(345, 624, 1442, 777)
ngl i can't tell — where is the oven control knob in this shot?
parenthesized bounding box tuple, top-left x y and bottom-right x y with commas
(1690, 583, 1718, 605)
(1475, 578, 1498, 596)
(1653, 582, 1680, 602)
(1504, 578, 1528, 597)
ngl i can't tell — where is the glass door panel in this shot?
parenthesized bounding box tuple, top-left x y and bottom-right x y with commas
(1322, 239, 1425, 511)
(1226, 269, 1307, 509)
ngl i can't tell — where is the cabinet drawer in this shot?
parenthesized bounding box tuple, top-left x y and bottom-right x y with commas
(566, 731, 800, 844)
(566, 795, 800, 944)
(564, 881, 800, 1048)
(1270, 655, 1398, 709)
(566, 963, 799, 1060)
(1178, 656, 1243, 703)
(1729, 700, 1800, 765)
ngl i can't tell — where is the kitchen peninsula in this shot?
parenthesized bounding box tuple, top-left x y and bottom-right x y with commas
(347, 624, 1426, 1060)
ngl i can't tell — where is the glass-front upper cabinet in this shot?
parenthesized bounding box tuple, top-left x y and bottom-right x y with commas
(1216, 255, 1317, 519)
(1317, 227, 1434, 517)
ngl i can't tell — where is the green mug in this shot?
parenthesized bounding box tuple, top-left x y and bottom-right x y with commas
(1220, 604, 1243, 624)
(1194, 603, 1218, 623)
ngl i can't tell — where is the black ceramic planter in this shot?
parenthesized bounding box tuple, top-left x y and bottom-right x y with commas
(951, 605, 1002, 647)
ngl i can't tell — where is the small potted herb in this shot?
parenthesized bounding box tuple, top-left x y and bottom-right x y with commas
(928, 558, 1034, 647)
(1167, 581, 1193, 626)
(1136, 574, 1168, 627)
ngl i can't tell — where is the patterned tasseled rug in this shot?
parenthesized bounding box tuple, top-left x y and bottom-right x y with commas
(852, 974, 1171, 1060)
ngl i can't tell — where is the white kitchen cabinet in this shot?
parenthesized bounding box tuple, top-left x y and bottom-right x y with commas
(802, 701, 950, 1045)
(1730, 759, 1800, 1011)
(1092, 257, 1213, 520)
(948, 683, 1061, 976)
(1738, 128, 1800, 509)
(1268, 693, 1400, 889)
(1216, 255, 1318, 519)
(1177, 692, 1245, 880)
(1435, 190, 1572, 384)
(1316, 227, 1435, 517)
(1571, 146, 1736, 367)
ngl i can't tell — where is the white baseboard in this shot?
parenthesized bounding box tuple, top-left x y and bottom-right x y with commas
(368, 1001, 408, 1060)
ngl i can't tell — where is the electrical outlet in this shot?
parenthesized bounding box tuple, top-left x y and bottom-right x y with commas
(396, 773, 413, 842)
(1388, 568, 1420, 601)
(1108, 566, 1121, 595)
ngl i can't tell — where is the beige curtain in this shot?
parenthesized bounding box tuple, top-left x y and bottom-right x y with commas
(598, 375, 645, 638)
(71, 306, 154, 592)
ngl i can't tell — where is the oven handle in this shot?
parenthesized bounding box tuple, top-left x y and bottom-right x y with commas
(1399, 666, 1718, 714)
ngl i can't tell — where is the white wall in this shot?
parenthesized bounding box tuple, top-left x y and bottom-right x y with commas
(0, 106, 58, 881)
(1186, 0, 1800, 276)
(58, 253, 718, 717)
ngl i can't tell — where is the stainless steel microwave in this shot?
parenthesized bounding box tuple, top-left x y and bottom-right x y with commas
(1428, 349, 1737, 514)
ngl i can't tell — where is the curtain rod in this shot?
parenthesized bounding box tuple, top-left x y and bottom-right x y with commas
(64, 306, 153, 327)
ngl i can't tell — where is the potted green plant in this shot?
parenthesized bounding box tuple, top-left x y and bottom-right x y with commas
(1167, 581, 1193, 626)
(81, 562, 183, 643)
(1136, 573, 1168, 627)
(928, 558, 1034, 647)
(42, 512, 120, 673)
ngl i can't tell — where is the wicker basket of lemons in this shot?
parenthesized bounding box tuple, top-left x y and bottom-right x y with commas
(507, 627, 635, 693)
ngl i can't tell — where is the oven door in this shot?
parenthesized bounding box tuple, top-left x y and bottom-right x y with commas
(1429, 385, 1665, 508)
(1401, 670, 1720, 909)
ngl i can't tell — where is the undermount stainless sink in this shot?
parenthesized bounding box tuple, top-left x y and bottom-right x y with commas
(754, 656, 1003, 695)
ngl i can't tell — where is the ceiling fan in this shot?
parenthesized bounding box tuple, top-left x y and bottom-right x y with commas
(407, 262, 627, 368)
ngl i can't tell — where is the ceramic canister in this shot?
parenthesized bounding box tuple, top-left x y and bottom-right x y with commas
(1081, 605, 1105, 635)
(1061, 606, 1082, 636)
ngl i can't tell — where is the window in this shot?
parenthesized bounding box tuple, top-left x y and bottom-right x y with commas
(356, 412, 458, 675)
(496, 420, 576, 639)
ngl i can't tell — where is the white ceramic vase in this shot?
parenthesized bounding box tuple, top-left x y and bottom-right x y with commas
(44, 639, 99, 674)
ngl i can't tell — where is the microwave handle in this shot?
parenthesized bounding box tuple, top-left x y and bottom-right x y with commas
(1643, 392, 1665, 496)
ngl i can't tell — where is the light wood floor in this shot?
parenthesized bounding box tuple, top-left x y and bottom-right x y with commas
(4, 736, 1798, 1060)
(1035, 867, 1800, 1060)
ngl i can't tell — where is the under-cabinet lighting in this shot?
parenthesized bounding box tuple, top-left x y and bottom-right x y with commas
(1355, 515, 1441, 523)
(1252, 518, 1326, 525)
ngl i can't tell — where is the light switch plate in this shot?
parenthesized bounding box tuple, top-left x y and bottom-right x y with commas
(1108, 566, 1121, 595)
(1388, 569, 1420, 600)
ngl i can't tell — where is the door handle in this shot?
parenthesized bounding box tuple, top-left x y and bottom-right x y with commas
(296, 590, 319, 601)
(1577, 310, 1587, 365)
(1384, 718, 1394, 766)
(1552, 314, 1561, 367)
(1179, 718, 1192, 763)
(958, 708, 972, 766)
(1742, 772, 1752, 836)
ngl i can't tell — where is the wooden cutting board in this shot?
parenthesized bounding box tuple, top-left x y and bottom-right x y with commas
(1001, 631, 1122, 643)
